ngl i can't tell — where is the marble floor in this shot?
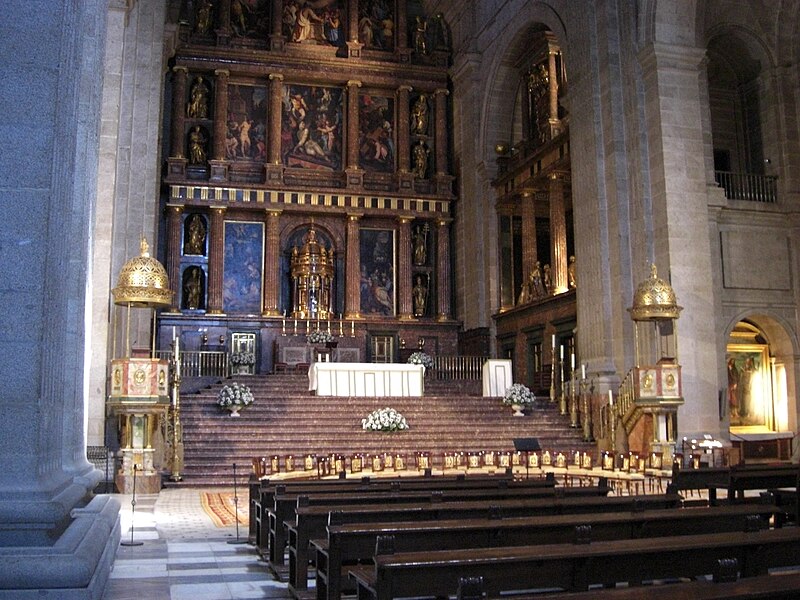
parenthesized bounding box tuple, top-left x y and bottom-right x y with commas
(103, 488, 294, 600)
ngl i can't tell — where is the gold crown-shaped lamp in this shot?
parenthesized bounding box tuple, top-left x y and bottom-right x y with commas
(628, 264, 682, 321)
(112, 237, 173, 308)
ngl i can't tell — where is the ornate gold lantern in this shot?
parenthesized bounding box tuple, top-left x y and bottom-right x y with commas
(290, 227, 334, 320)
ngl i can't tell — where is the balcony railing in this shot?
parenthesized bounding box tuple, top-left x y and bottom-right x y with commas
(155, 350, 229, 378)
(715, 170, 777, 203)
(431, 355, 488, 380)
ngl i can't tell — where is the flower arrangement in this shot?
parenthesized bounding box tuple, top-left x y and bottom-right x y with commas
(217, 381, 254, 409)
(407, 351, 433, 370)
(502, 383, 536, 405)
(307, 330, 335, 344)
(230, 351, 255, 365)
(361, 407, 409, 432)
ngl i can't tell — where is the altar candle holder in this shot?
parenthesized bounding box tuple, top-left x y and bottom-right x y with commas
(581, 378, 594, 442)
(569, 376, 580, 428)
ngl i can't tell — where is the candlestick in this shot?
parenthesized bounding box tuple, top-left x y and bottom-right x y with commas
(608, 389, 614, 408)
(293, 318, 297, 335)
(175, 337, 180, 379)
(327, 319, 331, 334)
(339, 317, 343, 337)
(551, 334, 555, 349)
(281, 318, 286, 336)
(559, 345, 564, 360)
(571, 352, 575, 371)
(351, 319, 355, 337)
(581, 363, 586, 380)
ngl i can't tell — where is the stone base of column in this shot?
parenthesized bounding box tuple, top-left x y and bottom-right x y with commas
(435, 174, 454, 196)
(262, 309, 281, 317)
(437, 313, 454, 323)
(345, 167, 364, 189)
(265, 162, 284, 184)
(166, 157, 188, 182)
(395, 48, 413, 63)
(398, 313, 416, 321)
(396, 171, 415, 191)
(216, 29, 231, 46)
(346, 40, 364, 58)
(209, 159, 229, 182)
(269, 34, 285, 51)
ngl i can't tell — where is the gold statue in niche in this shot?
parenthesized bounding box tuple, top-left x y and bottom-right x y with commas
(413, 223, 428, 266)
(568, 255, 577, 289)
(184, 214, 206, 255)
(188, 125, 207, 164)
(411, 94, 429, 135)
(187, 76, 209, 119)
(412, 140, 429, 179)
(413, 275, 428, 317)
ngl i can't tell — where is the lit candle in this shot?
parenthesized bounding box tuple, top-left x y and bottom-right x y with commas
(281, 318, 286, 336)
(293, 318, 297, 335)
(339, 316, 343, 337)
(581, 363, 586, 380)
(571, 352, 575, 371)
(559, 345, 564, 361)
(327, 319, 331, 334)
(351, 319, 355, 336)
(175, 336, 180, 379)
(608, 389, 613, 407)
(172, 326, 176, 340)
(551, 334, 556, 350)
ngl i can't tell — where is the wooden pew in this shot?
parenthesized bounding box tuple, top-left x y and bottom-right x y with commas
(287, 491, 676, 594)
(276, 482, 610, 584)
(314, 504, 777, 600)
(669, 463, 800, 505)
(459, 570, 800, 600)
(348, 528, 800, 599)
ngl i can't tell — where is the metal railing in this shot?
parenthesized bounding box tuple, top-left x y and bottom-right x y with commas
(715, 170, 778, 203)
(431, 355, 488, 380)
(155, 350, 229, 378)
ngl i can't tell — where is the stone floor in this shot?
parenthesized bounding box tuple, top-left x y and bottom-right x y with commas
(103, 488, 293, 600)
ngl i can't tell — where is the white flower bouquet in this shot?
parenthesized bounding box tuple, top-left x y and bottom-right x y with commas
(407, 351, 433, 370)
(217, 381, 254, 408)
(502, 383, 536, 405)
(361, 407, 409, 432)
(230, 351, 255, 365)
(307, 330, 335, 344)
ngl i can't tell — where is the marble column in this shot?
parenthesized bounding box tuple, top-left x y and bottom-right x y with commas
(165, 204, 184, 312)
(345, 80, 363, 187)
(548, 48, 562, 136)
(209, 68, 229, 181)
(263, 209, 282, 316)
(216, 0, 231, 45)
(396, 85, 413, 189)
(433, 88, 449, 176)
(266, 73, 284, 182)
(207, 206, 226, 314)
(346, 0, 363, 57)
(520, 191, 537, 283)
(167, 66, 188, 179)
(345, 213, 363, 319)
(436, 218, 452, 321)
(395, 0, 412, 62)
(548, 173, 568, 294)
(269, 0, 284, 50)
(397, 216, 414, 320)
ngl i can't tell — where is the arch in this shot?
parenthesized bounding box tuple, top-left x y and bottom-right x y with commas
(478, 1, 568, 170)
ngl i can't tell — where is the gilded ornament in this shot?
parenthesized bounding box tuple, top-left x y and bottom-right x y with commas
(628, 264, 682, 321)
(112, 237, 173, 307)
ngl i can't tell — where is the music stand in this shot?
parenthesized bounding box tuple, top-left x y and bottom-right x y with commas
(513, 438, 541, 479)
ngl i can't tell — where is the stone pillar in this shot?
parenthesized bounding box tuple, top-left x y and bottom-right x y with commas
(345, 80, 363, 188)
(433, 87, 452, 195)
(209, 68, 229, 181)
(263, 209, 282, 316)
(269, 0, 284, 50)
(346, 0, 363, 57)
(166, 204, 184, 312)
(207, 206, 226, 314)
(436, 218, 452, 321)
(266, 73, 284, 182)
(216, 0, 231, 45)
(395, 0, 412, 62)
(167, 66, 188, 179)
(397, 216, 414, 320)
(548, 173, 568, 294)
(520, 191, 537, 282)
(396, 85, 413, 190)
(345, 213, 363, 319)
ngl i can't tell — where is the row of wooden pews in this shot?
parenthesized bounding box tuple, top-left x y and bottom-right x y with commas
(248, 462, 800, 600)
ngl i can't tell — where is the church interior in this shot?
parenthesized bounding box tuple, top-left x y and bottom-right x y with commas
(3, 0, 800, 597)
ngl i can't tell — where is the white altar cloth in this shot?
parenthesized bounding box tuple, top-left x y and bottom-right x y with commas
(309, 362, 425, 397)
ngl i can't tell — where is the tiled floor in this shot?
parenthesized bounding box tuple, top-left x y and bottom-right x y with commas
(103, 488, 293, 600)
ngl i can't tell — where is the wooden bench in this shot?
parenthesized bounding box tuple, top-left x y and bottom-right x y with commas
(348, 528, 800, 599)
(313, 503, 778, 600)
(669, 463, 799, 505)
(286, 490, 675, 594)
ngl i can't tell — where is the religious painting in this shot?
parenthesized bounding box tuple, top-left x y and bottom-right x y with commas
(223, 221, 264, 314)
(282, 84, 343, 170)
(727, 345, 771, 428)
(358, 94, 394, 172)
(226, 84, 267, 161)
(359, 228, 395, 315)
(282, 0, 344, 46)
(230, 0, 271, 39)
(357, 0, 395, 51)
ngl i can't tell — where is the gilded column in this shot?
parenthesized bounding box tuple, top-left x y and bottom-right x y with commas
(345, 213, 362, 319)
(548, 173, 568, 294)
(170, 66, 188, 158)
(345, 80, 363, 187)
(396, 85, 411, 173)
(207, 206, 226, 314)
(397, 216, 413, 320)
(262, 209, 282, 316)
(266, 73, 284, 182)
(433, 88, 449, 176)
(166, 204, 184, 312)
(520, 191, 537, 284)
(436, 218, 452, 321)
(209, 69, 230, 182)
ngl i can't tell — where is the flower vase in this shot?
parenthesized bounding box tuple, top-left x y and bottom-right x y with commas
(227, 405, 241, 417)
(511, 403, 525, 417)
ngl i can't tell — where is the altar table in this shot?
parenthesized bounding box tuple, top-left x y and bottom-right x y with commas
(308, 362, 425, 397)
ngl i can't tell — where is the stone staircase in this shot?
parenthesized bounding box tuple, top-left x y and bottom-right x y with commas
(170, 372, 593, 486)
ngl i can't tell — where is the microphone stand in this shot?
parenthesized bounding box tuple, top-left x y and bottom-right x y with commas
(120, 464, 144, 546)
